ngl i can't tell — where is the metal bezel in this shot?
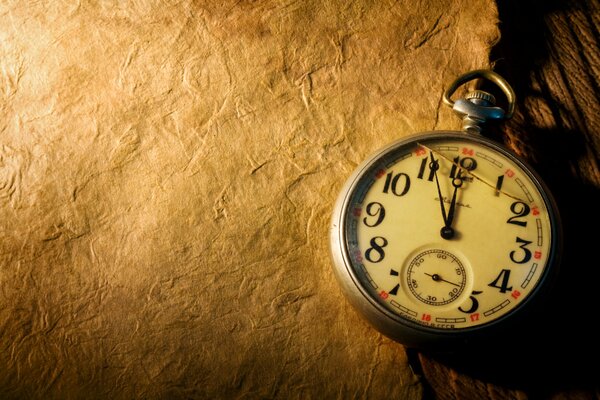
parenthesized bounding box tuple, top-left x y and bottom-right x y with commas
(330, 131, 562, 349)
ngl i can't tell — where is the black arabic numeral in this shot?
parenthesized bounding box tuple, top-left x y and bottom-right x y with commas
(495, 175, 504, 196)
(510, 237, 533, 264)
(363, 202, 386, 227)
(365, 236, 388, 263)
(488, 269, 513, 293)
(459, 290, 482, 314)
(450, 156, 478, 178)
(417, 158, 437, 181)
(507, 201, 530, 227)
(383, 172, 411, 196)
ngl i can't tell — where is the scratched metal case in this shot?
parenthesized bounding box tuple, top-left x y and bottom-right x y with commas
(330, 129, 562, 350)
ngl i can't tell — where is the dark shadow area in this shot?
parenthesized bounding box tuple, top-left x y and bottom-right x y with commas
(420, 0, 600, 397)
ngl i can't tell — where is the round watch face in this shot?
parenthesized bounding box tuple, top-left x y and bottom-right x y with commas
(330, 131, 561, 348)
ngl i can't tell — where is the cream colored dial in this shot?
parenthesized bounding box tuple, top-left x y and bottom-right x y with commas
(333, 132, 560, 336)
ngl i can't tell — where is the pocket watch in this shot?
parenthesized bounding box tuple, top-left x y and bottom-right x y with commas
(330, 70, 562, 350)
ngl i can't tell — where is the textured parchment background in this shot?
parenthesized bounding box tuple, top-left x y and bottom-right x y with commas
(0, 2, 498, 398)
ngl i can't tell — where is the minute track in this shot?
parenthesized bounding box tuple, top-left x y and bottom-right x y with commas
(331, 70, 561, 350)
(419, 142, 527, 202)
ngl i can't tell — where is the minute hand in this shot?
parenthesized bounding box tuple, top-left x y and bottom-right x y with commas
(439, 169, 463, 240)
(429, 151, 448, 227)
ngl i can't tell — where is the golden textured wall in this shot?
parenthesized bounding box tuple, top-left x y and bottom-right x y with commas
(0, 1, 497, 398)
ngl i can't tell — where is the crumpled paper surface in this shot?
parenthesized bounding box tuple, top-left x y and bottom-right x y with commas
(0, 1, 497, 398)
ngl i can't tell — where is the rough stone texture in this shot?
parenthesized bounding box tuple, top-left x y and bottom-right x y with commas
(0, 1, 499, 398)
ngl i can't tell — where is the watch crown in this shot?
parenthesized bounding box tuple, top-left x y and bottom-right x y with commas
(466, 90, 496, 106)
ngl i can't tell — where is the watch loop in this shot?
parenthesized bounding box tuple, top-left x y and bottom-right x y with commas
(442, 70, 516, 134)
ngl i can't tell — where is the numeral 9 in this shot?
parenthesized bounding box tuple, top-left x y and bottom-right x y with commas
(363, 202, 385, 227)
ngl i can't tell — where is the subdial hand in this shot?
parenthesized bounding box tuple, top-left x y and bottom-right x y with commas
(424, 272, 460, 287)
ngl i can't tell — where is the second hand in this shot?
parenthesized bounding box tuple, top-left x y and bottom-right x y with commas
(418, 143, 526, 202)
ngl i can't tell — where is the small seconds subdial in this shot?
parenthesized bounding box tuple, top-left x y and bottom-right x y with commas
(406, 249, 467, 306)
